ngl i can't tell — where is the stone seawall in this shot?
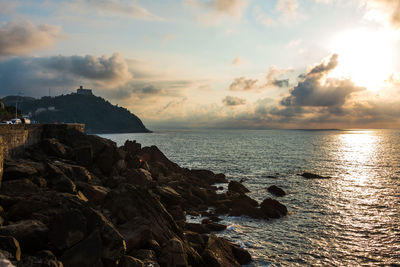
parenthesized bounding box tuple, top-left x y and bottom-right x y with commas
(0, 124, 84, 182)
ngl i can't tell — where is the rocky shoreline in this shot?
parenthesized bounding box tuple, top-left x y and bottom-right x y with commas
(0, 126, 287, 266)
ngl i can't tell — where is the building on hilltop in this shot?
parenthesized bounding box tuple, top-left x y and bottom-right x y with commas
(76, 86, 93, 96)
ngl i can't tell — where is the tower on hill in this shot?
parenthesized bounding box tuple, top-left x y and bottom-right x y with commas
(76, 86, 93, 96)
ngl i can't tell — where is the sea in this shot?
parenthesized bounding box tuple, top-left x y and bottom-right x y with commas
(99, 129, 400, 266)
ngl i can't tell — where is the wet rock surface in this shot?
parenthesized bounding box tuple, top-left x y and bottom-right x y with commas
(0, 126, 289, 266)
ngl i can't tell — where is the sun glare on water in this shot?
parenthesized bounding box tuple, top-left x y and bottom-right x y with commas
(328, 28, 397, 91)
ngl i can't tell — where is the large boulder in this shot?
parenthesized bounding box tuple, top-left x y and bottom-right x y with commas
(189, 170, 227, 184)
(60, 230, 102, 267)
(260, 198, 287, 218)
(75, 182, 109, 206)
(159, 237, 188, 267)
(267, 185, 286, 197)
(18, 250, 63, 267)
(129, 249, 160, 267)
(48, 209, 87, 251)
(0, 235, 21, 262)
(74, 146, 93, 167)
(140, 146, 180, 172)
(0, 179, 41, 196)
(5, 192, 126, 264)
(0, 220, 49, 253)
(103, 184, 182, 246)
(125, 169, 153, 187)
(41, 138, 69, 159)
(116, 217, 154, 254)
(3, 159, 44, 181)
(119, 255, 145, 267)
(202, 234, 241, 267)
(227, 181, 250, 195)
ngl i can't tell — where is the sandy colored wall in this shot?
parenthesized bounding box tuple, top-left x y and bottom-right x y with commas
(0, 124, 85, 181)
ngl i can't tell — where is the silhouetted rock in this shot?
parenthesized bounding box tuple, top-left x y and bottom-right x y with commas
(19, 250, 63, 267)
(299, 172, 330, 179)
(267, 185, 286, 197)
(232, 245, 252, 265)
(202, 234, 241, 267)
(228, 181, 250, 195)
(60, 230, 102, 267)
(0, 235, 20, 262)
(41, 138, 69, 159)
(159, 237, 188, 267)
(260, 198, 288, 218)
(119, 255, 145, 267)
(0, 220, 49, 253)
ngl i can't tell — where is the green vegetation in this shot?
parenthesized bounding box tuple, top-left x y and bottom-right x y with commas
(1, 94, 150, 133)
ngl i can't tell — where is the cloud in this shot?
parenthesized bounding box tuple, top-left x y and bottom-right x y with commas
(212, 0, 249, 18)
(222, 96, 246, 106)
(281, 54, 365, 107)
(265, 66, 291, 88)
(276, 0, 299, 19)
(0, 53, 132, 97)
(253, 5, 276, 27)
(364, 0, 400, 28)
(184, 0, 249, 23)
(229, 66, 291, 91)
(285, 39, 302, 48)
(41, 53, 132, 87)
(66, 0, 162, 21)
(229, 77, 259, 91)
(0, 20, 63, 56)
(232, 56, 245, 66)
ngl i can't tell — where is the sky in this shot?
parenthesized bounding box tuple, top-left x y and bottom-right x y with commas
(0, 0, 400, 129)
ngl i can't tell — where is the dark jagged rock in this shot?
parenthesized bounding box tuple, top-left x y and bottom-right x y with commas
(3, 159, 43, 181)
(103, 184, 182, 245)
(299, 172, 330, 179)
(260, 198, 288, 218)
(119, 255, 145, 267)
(202, 234, 243, 267)
(129, 249, 160, 267)
(41, 138, 69, 159)
(228, 181, 250, 195)
(19, 250, 63, 267)
(0, 125, 283, 266)
(232, 245, 252, 265)
(159, 237, 188, 267)
(60, 230, 102, 267)
(0, 220, 49, 253)
(1, 179, 41, 196)
(267, 185, 286, 197)
(0, 235, 20, 262)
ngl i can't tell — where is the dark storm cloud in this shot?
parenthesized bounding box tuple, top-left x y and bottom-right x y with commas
(0, 20, 63, 56)
(222, 96, 246, 106)
(0, 53, 131, 97)
(134, 85, 162, 95)
(272, 79, 289, 88)
(281, 54, 364, 107)
(40, 53, 131, 84)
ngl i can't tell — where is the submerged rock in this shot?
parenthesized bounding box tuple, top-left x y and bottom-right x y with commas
(299, 172, 330, 179)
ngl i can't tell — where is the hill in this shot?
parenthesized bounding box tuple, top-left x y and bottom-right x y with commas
(1, 94, 151, 133)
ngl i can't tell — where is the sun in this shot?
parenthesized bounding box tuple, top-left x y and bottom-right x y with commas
(328, 28, 397, 91)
